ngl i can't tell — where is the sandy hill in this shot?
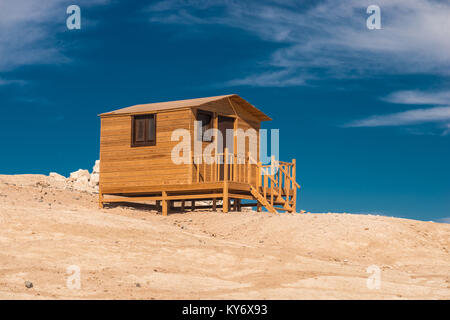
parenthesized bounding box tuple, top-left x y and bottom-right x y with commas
(0, 174, 449, 299)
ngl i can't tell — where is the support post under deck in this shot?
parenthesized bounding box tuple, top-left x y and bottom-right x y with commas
(162, 191, 168, 216)
(223, 181, 229, 213)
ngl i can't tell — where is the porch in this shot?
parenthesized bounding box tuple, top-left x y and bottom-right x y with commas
(99, 148, 300, 215)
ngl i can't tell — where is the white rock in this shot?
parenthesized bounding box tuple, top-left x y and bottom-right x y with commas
(73, 175, 90, 192)
(92, 160, 100, 174)
(49, 172, 66, 181)
(70, 169, 90, 180)
(89, 173, 99, 187)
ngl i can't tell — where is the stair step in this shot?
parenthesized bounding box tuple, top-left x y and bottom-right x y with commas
(250, 186, 278, 213)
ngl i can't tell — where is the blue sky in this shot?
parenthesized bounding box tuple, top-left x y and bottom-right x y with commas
(0, 0, 449, 222)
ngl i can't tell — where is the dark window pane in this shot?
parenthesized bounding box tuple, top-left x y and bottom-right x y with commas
(135, 119, 145, 142)
(197, 124, 202, 141)
(197, 111, 212, 142)
(133, 114, 156, 146)
(147, 116, 155, 141)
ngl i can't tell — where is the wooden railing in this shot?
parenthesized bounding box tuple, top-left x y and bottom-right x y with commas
(192, 148, 258, 184)
(191, 148, 299, 211)
(256, 156, 299, 210)
(192, 149, 298, 191)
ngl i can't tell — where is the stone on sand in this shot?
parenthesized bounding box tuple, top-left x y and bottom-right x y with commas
(70, 169, 90, 180)
(49, 172, 66, 181)
(92, 160, 100, 174)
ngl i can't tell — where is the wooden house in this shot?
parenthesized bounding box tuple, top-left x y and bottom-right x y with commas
(99, 94, 300, 214)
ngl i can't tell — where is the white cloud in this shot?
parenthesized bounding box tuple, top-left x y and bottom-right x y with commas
(0, 1, 63, 72)
(0, 0, 111, 77)
(146, 0, 450, 87)
(0, 77, 26, 86)
(383, 90, 450, 105)
(442, 123, 450, 136)
(345, 106, 450, 127)
(225, 68, 306, 87)
(347, 89, 450, 134)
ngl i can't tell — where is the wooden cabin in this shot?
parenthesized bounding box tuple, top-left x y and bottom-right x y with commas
(99, 94, 300, 215)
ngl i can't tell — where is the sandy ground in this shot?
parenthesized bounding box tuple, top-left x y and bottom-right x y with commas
(0, 174, 449, 300)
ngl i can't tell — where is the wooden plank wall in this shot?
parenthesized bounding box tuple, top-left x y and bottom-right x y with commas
(100, 109, 191, 193)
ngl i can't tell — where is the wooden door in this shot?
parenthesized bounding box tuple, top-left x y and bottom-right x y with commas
(218, 116, 235, 180)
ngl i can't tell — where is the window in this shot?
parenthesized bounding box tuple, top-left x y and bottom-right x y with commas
(196, 110, 213, 142)
(132, 114, 156, 147)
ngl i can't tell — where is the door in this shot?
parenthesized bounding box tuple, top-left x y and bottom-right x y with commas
(218, 116, 235, 180)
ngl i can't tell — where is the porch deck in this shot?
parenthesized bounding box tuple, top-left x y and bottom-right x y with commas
(99, 149, 300, 215)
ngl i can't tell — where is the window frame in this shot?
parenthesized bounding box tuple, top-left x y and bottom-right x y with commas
(196, 110, 214, 142)
(131, 114, 157, 147)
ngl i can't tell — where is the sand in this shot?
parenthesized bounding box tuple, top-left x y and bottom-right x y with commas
(0, 174, 449, 299)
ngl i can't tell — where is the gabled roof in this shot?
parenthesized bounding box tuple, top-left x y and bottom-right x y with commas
(100, 94, 272, 121)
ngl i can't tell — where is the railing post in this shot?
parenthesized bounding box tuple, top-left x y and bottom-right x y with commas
(278, 162, 282, 200)
(257, 161, 262, 191)
(233, 154, 237, 182)
(247, 152, 251, 184)
(286, 164, 291, 210)
(270, 156, 275, 206)
(292, 159, 297, 213)
(238, 155, 242, 183)
(224, 148, 229, 182)
(216, 153, 220, 181)
(223, 147, 230, 213)
(271, 155, 275, 176)
(263, 168, 268, 200)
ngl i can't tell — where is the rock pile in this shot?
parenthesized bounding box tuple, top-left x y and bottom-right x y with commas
(90, 160, 100, 189)
(48, 160, 100, 193)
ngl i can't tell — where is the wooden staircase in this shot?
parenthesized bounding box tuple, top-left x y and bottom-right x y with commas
(191, 149, 300, 214)
(250, 156, 301, 214)
(250, 186, 277, 213)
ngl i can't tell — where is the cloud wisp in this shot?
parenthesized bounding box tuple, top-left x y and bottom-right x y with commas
(146, 0, 450, 135)
(0, 1, 64, 73)
(0, 0, 111, 82)
(225, 68, 307, 87)
(346, 88, 450, 134)
(383, 90, 450, 105)
(344, 105, 450, 132)
(146, 0, 450, 87)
